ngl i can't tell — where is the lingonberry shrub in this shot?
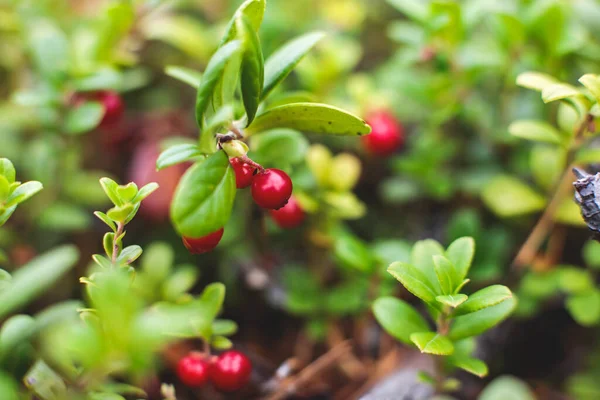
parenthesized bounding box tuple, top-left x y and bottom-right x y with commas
(157, 0, 370, 255)
(373, 237, 515, 392)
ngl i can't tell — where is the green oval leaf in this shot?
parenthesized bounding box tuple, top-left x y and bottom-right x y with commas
(156, 143, 204, 171)
(220, 0, 266, 45)
(5, 181, 43, 208)
(262, 31, 325, 100)
(516, 71, 558, 92)
(455, 285, 513, 316)
(0, 315, 35, 363)
(237, 16, 264, 125)
(171, 151, 236, 237)
(388, 262, 440, 304)
(410, 332, 454, 355)
(448, 355, 488, 377)
(508, 120, 563, 144)
(542, 83, 582, 103)
(0, 245, 79, 319)
(251, 129, 309, 167)
(449, 296, 516, 341)
(65, 102, 105, 135)
(247, 103, 371, 136)
(436, 294, 468, 308)
(372, 297, 431, 344)
(445, 237, 475, 283)
(195, 40, 241, 127)
(482, 175, 546, 218)
(0, 159, 16, 184)
(165, 65, 202, 88)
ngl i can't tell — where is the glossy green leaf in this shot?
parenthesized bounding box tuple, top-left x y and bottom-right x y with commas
(132, 182, 159, 203)
(99, 177, 123, 206)
(388, 262, 439, 304)
(542, 83, 581, 103)
(445, 237, 475, 282)
(165, 65, 202, 88)
(334, 234, 376, 272)
(433, 255, 458, 295)
(117, 245, 142, 265)
(162, 266, 198, 301)
(508, 120, 563, 144)
(220, 0, 266, 45)
(5, 181, 43, 207)
(0, 159, 16, 183)
(107, 204, 134, 223)
(0, 315, 35, 363)
(251, 129, 309, 167)
(65, 102, 104, 135)
(580, 74, 600, 102)
(0, 245, 79, 319)
(212, 319, 238, 336)
(262, 31, 325, 100)
(237, 16, 264, 125)
(195, 40, 241, 126)
(156, 144, 204, 171)
(449, 296, 516, 340)
(410, 239, 445, 296)
(558, 267, 595, 294)
(448, 354, 488, 377)
(103, 232, 115, 259)
(530, 145, 566, 191)
(455, 285, 513, 316)
(247, 103, 370, 136)
(436, 294, 468, 308)
(372, 297, 431, 344)
(516, 71, 558, 91)
(212, 336, 233, 350)
(171, 151, 236, 237)
(583, 240, 600, 269)
(482, 175, 546, 218)
(566, 289, 600, 326)
(410, 332, 454, 355)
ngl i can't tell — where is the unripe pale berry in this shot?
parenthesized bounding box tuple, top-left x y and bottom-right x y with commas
(230, 158, 256, 189)
(362, 111, 403, 156)
(209, 350, 252, 392)
(251, 169, 293, 210)
(182, 228, 224, 254)
(177, 354, 210, 387)
(269, 196, 305, 228)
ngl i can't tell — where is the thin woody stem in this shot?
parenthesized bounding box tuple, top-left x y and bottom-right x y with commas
(111, 222, 124, 265)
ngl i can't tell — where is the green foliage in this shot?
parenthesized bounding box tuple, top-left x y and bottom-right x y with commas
(0, 159, 42, 227)
(373, 237, 515, 379)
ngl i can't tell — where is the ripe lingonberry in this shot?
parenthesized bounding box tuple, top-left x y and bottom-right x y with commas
(95, 90, 124, 127)
(362, 110, 403, 157)
(230, 158, 256, 189)
(182, 228, 224, 254)
(269, 196, 305, 228)
(210, 350, 252, 392)
(177, 354, 211, 387)
(251, 169, 293, 210)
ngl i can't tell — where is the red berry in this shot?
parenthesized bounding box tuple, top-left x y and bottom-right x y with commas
(269, 196, 305, 228)
(230, 158, 256, 189)
(182, 228, 224, 254)
(362, 111, 403, 156)
(251, 169, 293, 210)
(210, 350, 252, 392)
(95, 90, 124, 127)
(177, 354, 210, 387)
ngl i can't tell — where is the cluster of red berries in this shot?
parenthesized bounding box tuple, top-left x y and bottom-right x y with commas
(182, 157, 305, 254)
(362, 110, 404, 157)
(176, 350, 252, 392)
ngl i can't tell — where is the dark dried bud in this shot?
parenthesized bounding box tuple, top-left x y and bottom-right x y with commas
(573, 168, 600, 237)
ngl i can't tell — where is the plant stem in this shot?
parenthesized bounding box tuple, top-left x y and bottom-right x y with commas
(111, 222, 124, 265)
(512, 114, 591, 269)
